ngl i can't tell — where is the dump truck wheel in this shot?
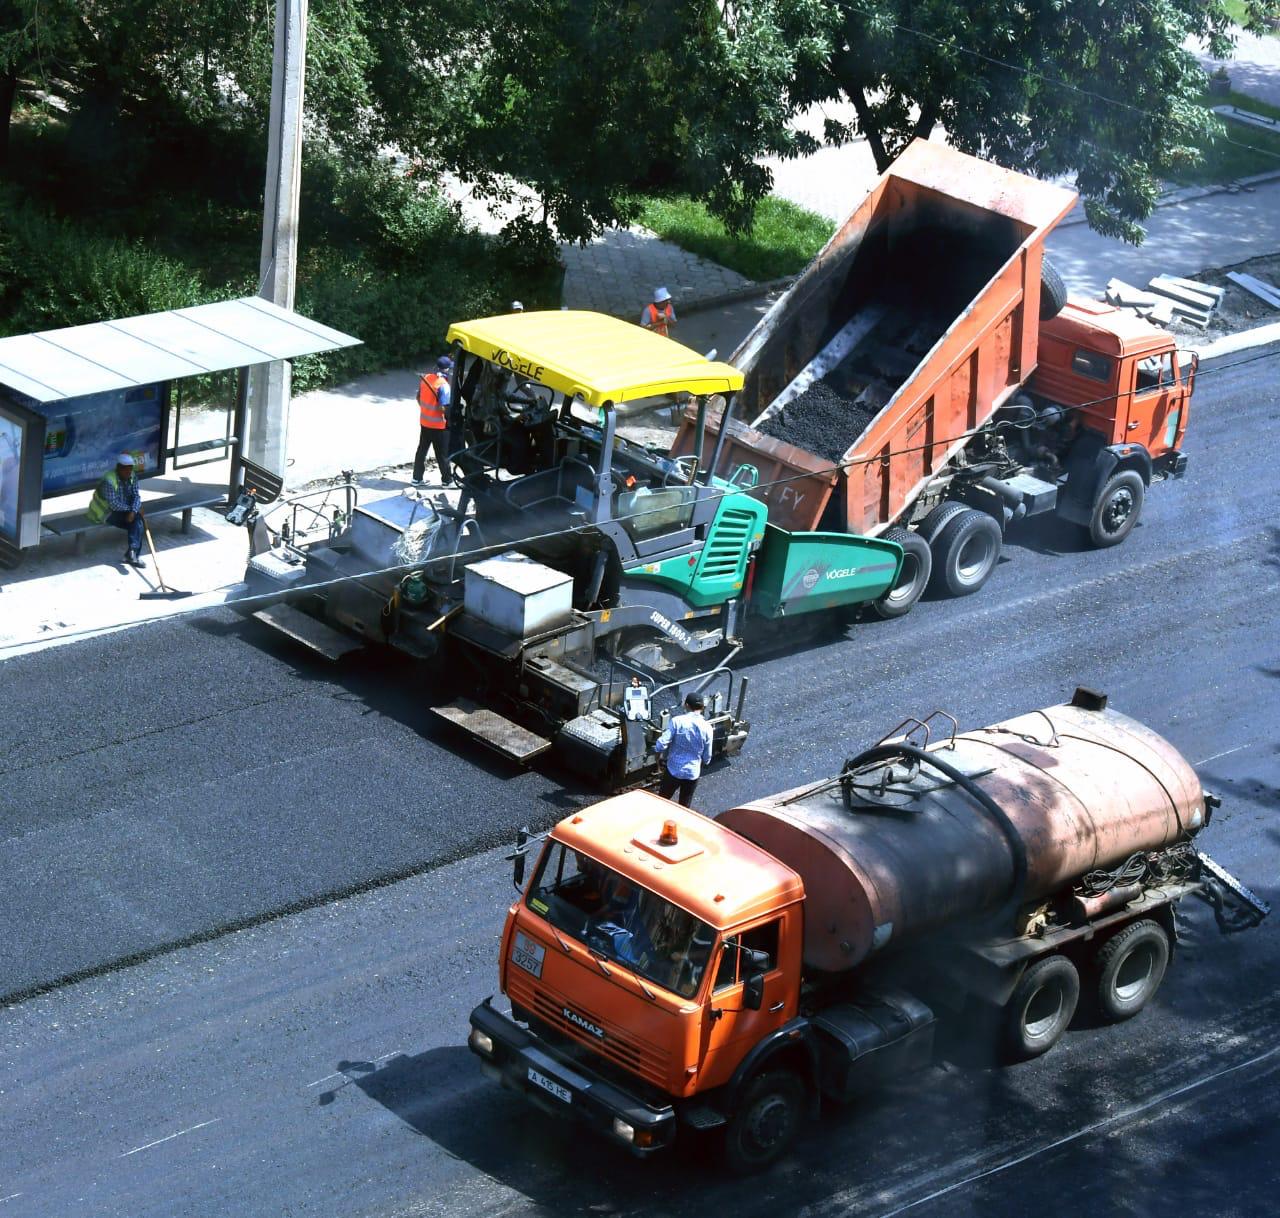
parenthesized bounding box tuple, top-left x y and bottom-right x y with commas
(1040, 259, 1068, 320)
(1088, 470, 1145, 548)
(1003, 955, 1079, 1062)
(723, 1070, 805, 1173)
(869, 527, 932, 619)
(1095, 919, 1169, 1023)
(928, 509, 1003, 597)
(916, 500, 968, 543)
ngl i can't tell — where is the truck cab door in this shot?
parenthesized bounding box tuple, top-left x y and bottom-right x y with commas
(696, 917, 791, 1091)
(1127, 349, 1180, 457)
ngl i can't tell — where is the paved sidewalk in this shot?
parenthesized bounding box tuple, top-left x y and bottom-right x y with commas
(1200, 26, 1280, 107)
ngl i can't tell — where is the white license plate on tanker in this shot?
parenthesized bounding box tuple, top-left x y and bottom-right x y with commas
(528, 1067, 571, 1104)
(511, 931, 545, 978)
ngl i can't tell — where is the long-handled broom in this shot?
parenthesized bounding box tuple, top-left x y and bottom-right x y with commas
(137, 512, 194, 600)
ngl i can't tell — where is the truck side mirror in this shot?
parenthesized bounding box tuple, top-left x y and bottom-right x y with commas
(512, 828, 529, 889)
(743, 971, 765, 1011)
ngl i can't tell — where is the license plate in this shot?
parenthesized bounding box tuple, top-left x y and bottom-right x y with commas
(511, 931, 545, 979)
(528, 1067, 571, 1104)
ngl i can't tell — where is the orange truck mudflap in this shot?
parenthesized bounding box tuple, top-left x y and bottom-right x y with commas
(468, 998, 676, 1156)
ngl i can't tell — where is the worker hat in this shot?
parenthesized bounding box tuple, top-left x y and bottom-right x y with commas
(436, 355, 454, 372)
(653, 286, 671, 303)
(510, 300, 524, 312)
(115, 453, 135, 467)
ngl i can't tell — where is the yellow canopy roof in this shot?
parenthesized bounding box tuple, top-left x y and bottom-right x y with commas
(445, 310, 745, 407)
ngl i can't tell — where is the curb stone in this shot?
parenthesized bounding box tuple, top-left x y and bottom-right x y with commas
(1055, 169, 1280, 229)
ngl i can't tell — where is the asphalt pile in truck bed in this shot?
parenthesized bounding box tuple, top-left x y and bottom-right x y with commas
(757, 380, 876, 464)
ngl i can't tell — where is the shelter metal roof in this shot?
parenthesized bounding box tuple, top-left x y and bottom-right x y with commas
(0, 297, 361, 404)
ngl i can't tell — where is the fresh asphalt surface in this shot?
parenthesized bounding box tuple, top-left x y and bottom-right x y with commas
(1, 343, 1278, 1214)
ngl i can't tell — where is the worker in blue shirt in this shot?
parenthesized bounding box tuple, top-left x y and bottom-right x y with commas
(655, 691, 714, 808)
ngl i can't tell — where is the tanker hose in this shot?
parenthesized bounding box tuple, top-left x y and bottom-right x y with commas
(842, 743, 1029, 906)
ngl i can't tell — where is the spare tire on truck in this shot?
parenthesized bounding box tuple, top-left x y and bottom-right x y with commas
(1040, 258, 1067, 320)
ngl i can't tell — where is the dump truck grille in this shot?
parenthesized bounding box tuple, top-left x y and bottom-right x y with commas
(699, 508, 755, 579)
(506, 969, 671, 1087)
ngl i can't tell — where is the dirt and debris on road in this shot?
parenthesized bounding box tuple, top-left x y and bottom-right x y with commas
(1166, 252, 1280, 338)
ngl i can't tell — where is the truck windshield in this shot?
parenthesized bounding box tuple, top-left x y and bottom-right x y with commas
(526, 841, 716, 998)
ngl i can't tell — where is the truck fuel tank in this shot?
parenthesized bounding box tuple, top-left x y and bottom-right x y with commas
(717, 694, 1208, 973)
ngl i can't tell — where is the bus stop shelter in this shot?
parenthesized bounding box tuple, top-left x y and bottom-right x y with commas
(0, 297, 359, 564)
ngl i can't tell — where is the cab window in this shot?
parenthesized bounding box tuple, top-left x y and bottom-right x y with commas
(714, 920, 781, 992)
(616, 485, 698, 541)
(1135, 351, 1176, 393)
(1071, 349, 1115, 382)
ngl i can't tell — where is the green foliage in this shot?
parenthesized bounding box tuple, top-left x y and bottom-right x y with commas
(635, 194, 833, 281)
(801, 0, 1280, 244)
(428, 0, 836, 244)
(0, 186, 207, 333)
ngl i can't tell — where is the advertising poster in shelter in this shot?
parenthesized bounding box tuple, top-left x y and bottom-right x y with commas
(4, 383, 167, 497)
(0, 397, 46, 549)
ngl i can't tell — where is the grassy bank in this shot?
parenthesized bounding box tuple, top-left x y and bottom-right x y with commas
(1168, 89, 1280, 186)
(635, 194, 835, 282)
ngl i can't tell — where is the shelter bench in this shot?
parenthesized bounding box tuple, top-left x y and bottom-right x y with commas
(41, 491, 225, 555)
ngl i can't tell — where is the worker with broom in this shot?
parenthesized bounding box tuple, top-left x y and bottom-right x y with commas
(86, 453, 145, 568)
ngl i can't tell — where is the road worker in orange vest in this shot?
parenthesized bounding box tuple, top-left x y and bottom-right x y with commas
(413, 355, 454, 486)
(640, 286, 676, 337)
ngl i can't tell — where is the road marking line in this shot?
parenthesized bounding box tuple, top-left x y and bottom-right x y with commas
(119, 1118, 222, 1158)
(875, 1042, 1280, 1217)
(1195, 744, 1250, 765)
(306, 1049, 401, 1088)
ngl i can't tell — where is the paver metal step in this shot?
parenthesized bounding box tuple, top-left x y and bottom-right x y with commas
(252, 604, 364, 661)
(432, 699, 552, 763)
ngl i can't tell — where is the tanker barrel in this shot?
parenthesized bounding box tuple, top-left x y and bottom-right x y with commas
(717, 700, 1208, 974)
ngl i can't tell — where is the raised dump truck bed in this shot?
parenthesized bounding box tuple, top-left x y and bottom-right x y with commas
(675, 139, 1077, 535)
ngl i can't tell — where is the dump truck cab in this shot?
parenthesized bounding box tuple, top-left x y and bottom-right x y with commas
(470, 793, 806, 1153)
(1032, 299, 1194, 466)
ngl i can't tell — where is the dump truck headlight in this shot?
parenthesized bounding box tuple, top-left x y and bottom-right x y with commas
(612, 1118, 636, 1144)
(468, 1028, 495, 1057)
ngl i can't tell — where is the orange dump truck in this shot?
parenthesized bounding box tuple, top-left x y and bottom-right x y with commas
(468, 690, 1267, 1169)
(673, 141, 1196, 613)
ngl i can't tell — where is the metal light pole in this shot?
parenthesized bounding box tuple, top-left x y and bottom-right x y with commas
(240, 0, 308, 493)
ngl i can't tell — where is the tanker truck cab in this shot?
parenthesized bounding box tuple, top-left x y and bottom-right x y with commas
(469, 792, 809, 1160)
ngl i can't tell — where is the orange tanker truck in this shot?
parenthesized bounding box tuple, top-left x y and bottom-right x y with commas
(468, 690, 1267, 1169)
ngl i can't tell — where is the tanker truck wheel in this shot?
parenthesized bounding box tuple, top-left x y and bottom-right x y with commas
(1087, 470, 1145, 548)
(1003, 955, 1079, 1062)
(723, 1070, 805, 1173)
(1094, 919, 1170, 1023)
(869, 527, 932, 619)
(928, 508, 1003, 598)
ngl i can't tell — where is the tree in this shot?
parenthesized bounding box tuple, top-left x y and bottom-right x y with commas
(0, 0, 81, 165)
(797, 0, 1280, 242)
(405, 0, 836, 245)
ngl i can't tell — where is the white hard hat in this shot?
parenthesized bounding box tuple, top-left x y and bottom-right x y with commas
(511, 300, 524, 312)
(116, 453, 135, 467)
(653, 286, 671, 303)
